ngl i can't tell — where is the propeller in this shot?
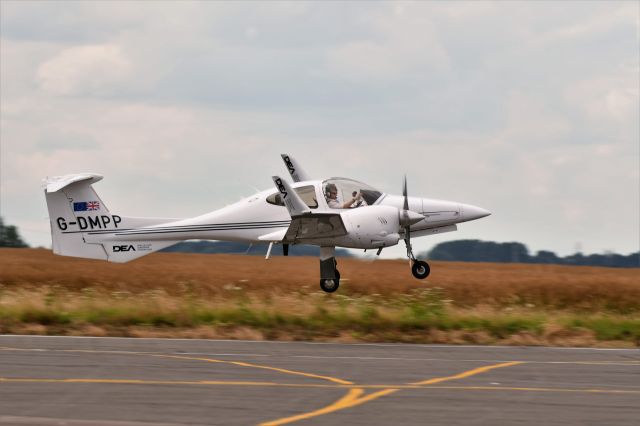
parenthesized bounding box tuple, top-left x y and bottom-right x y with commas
(399, 175, 425, 262)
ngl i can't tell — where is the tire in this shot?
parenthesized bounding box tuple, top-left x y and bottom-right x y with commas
(411, 260, 430, 279)
(320, 277, 340, 293)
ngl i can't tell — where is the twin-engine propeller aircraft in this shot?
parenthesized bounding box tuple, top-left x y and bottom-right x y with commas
(43, 154, 490, 293)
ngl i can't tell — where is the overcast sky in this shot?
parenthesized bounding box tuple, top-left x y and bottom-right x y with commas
(1, 1, 638, 258)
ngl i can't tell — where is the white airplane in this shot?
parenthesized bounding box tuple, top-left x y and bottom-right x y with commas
(43, 154, 490, 292)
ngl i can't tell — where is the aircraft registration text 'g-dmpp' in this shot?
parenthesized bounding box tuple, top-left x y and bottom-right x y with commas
(43, 155, 490, 293)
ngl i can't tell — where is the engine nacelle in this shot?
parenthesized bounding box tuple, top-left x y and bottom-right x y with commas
(341, 205, 401, 249)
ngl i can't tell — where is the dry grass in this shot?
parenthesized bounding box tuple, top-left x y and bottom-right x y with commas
(2, 248, 638, 312)
(1, 248, 639, 347)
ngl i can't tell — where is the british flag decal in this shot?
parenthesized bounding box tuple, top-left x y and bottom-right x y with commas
(73, 201, 100, 212)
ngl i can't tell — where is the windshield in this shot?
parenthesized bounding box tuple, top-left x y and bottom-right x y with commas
(322, 178, 383, 209)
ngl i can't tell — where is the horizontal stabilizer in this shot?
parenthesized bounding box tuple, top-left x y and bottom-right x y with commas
(44, 173, 104, 193)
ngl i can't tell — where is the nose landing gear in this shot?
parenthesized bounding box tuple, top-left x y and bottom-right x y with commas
(405, 231, 430, 280)
(411, 260, 430, 279)
(401, 176, 430, 281)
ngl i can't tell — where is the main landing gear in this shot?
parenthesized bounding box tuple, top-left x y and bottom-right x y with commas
(320, 270, 340, 293)
(319, 247, 340, 293)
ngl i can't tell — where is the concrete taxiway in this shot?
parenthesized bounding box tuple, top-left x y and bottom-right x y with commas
(0, 336, 638, 425)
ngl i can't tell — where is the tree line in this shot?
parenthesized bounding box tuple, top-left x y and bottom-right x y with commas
(2, 217, 637, 267)
(0, 217, 28, 248)
(423, 240, 639, 268)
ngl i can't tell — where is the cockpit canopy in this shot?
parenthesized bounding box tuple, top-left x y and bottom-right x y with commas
(265, 178, 384, 210)
(322, 178, 383, 207)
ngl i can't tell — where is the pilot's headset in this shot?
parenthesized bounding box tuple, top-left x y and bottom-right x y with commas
(325, 183, 337, 197)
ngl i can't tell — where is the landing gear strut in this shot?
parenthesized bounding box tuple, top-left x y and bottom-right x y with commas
(401, 175, 430, 280)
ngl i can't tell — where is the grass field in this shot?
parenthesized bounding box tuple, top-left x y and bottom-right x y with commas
(1, 248, 639, 347)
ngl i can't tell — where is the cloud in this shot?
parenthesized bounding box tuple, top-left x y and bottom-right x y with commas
(324, 4, 451, 84)
(534, 2, 638, 46)
(1, 1, 638, 257)
(36, 44, 132, 96)
(565, 76, 640, 123)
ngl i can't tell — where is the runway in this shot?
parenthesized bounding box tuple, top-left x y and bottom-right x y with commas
(1, 336, 638, 425)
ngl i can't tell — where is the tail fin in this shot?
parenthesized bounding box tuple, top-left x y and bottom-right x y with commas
(43, 173, 178, 262)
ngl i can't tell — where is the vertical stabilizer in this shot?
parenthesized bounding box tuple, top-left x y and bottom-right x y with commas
(44, 174, 110, 260)
(43, 174, 178, 262)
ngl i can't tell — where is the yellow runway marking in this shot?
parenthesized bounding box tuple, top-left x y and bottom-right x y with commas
(259, 388, 399, 426)
(148, 354, 353, 385)
(260, 360, 525, 425)
(3, 377, 640, 396)
(410, 361, 523, 385)
(3, 347, 638, 425)
(0, 347, 352, 385)
(146, 354, 369, 426)
(0, 346, 357, 425)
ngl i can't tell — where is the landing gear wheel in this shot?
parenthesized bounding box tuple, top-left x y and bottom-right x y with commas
(411, 261, 430, 279)
(320, 269, 340, 293)
(320, 278, 340, 293)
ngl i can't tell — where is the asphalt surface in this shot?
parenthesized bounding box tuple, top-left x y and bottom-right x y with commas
(0, 336, 639, 426)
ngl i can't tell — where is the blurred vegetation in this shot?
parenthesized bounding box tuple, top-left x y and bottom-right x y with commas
(1, 248, 638, 346)
(0, 285, 638, 346)
(424, 240, 639, 268)
(0, 217, 28, 248)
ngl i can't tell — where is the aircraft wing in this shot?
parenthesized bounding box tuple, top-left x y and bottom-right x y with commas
(269, 176, 348, 243)
(258, 214, 347, 243)
(283, 213, 347, 242)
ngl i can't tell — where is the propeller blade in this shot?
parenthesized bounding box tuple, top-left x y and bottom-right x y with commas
(401, 174, 416, 261)
(403, 175, 409, 211)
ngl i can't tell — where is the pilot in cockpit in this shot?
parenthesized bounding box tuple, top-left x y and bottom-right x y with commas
(325, 183, 363, 209)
